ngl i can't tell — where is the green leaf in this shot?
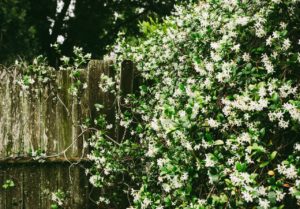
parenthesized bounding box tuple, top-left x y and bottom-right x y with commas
(205, 133, 213, 141)
(271, 93, 279, 102)
(51, 204, 59, 209)
(219, 193, 228, 203)
(293, 190, 300, 199)
(235, 162, 247, 172)
(164, 195, 172, 206)
(259, 128, 266, 136)
(208, 171, 219, 183)
(259, 161, 269, 168)
(270, 151, 277, 161)
(251, 143, 266, 153)
(268, 191, 277, 204)
(214, 140, 224, 145)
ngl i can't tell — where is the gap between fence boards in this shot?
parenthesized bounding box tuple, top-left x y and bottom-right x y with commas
(0, 156, 90, 165)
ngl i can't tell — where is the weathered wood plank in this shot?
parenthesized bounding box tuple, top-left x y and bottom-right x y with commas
(0, 167, 6, 208)
(120, 60, 135, 97)
(0, 60, 117, 159)
(5, 166, 23, 209)
(77, 69, 90, 157)
(58, 164, 70, 208)
(0, 59, 128, 209)
(23, 165, 41, 209)
(117, 60, 135, 141)
(88, 60, 103, 122)
(45, 90, 58, 156)
(40, 164, 58, 209)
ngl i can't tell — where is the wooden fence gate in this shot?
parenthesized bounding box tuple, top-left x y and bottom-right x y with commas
(0, 60, 135, 209)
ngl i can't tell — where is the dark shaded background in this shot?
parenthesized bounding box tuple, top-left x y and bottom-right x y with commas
(0, 0, 190, 66)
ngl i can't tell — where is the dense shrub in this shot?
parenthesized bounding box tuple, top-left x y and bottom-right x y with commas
(87, 0, 300, 208)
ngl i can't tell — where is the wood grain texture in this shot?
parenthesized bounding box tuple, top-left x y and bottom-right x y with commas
(0, 60, 135, 209)
(0, 164, 93, 209)
(0, 60, 118, 158)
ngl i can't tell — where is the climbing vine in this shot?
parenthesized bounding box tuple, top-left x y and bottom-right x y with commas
(15, 46, 91, 98)
(87, 0, 300, 208)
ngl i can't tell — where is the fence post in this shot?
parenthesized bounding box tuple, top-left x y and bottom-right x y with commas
(117, 60, 135, 142)
(87, 59, 116, 128)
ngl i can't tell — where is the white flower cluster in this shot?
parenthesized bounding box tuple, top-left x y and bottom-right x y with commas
(88, 0, 300, 208)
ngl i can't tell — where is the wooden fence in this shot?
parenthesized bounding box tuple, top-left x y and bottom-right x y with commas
(0, 60, 135, 209)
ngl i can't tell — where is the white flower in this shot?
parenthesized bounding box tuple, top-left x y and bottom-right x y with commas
(171, 176, 182, 188)
(272, 31, 280, 39)
(242, 53, 251, 62)
(89, 175, 101, 186)
(245, 154, 254, 164)
(271, 51, 278, 58)
(205, 154, 216, 167)
(157, 158, 167, 167)
(106, 124, 113, 129)
(266, 36, 273, 46)
(259, 198, 270, 209)
(258, 86, 267, 97)
(146, 144, 159, 157)
(236, 16, 249, 26)
(233, 44, 240, 52)
(242, 191, 253, 202)
(240, 172, 251, 184)
(211, 51, 222, 62)
(181, 172, 189, 181)
(82, 82, 88, 89)
(57, 35, 65, 44)
(183, 141, 193, 151)
(280, 22, 287, 29)
(244, 113, 250, 120)
(229, 173, 242, 186)
(272, 0, 281, 4)
(276, 190, 285, 201)
(237, 133, 251, 144)
(296, 180, 300, 187)
(227, 158, 235, 165)
(294, 143, 300, 152)
(285, 165, 297, 179)
(289, 187, 296, 195)
(262, 54, 274, 74)
(178, 110, 186, 118)
(194, 64, 206, 75)
(207, 118, 220, 128)
(277, 163, 298, 179)
(211, 42, 221, 50)
(254, 22, 266, 38)
(205, 62, 214, 72)
(197, 199, 206, 205)
(163, 183, 171, 192)
(150, 119, 160, 131)
(258, 186, 267, 196)
(142, 198, 152, 208)
(278, 120, 289, 129)
(282, 38, 291, 51)
(51, 192, 64, 206)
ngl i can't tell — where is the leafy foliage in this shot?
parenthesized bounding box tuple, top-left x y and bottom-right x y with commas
(88, 0, 300, 208)
(13, 46, 91, 100)
(2, 180, 15, 189)
(51, 189, 66, 209)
